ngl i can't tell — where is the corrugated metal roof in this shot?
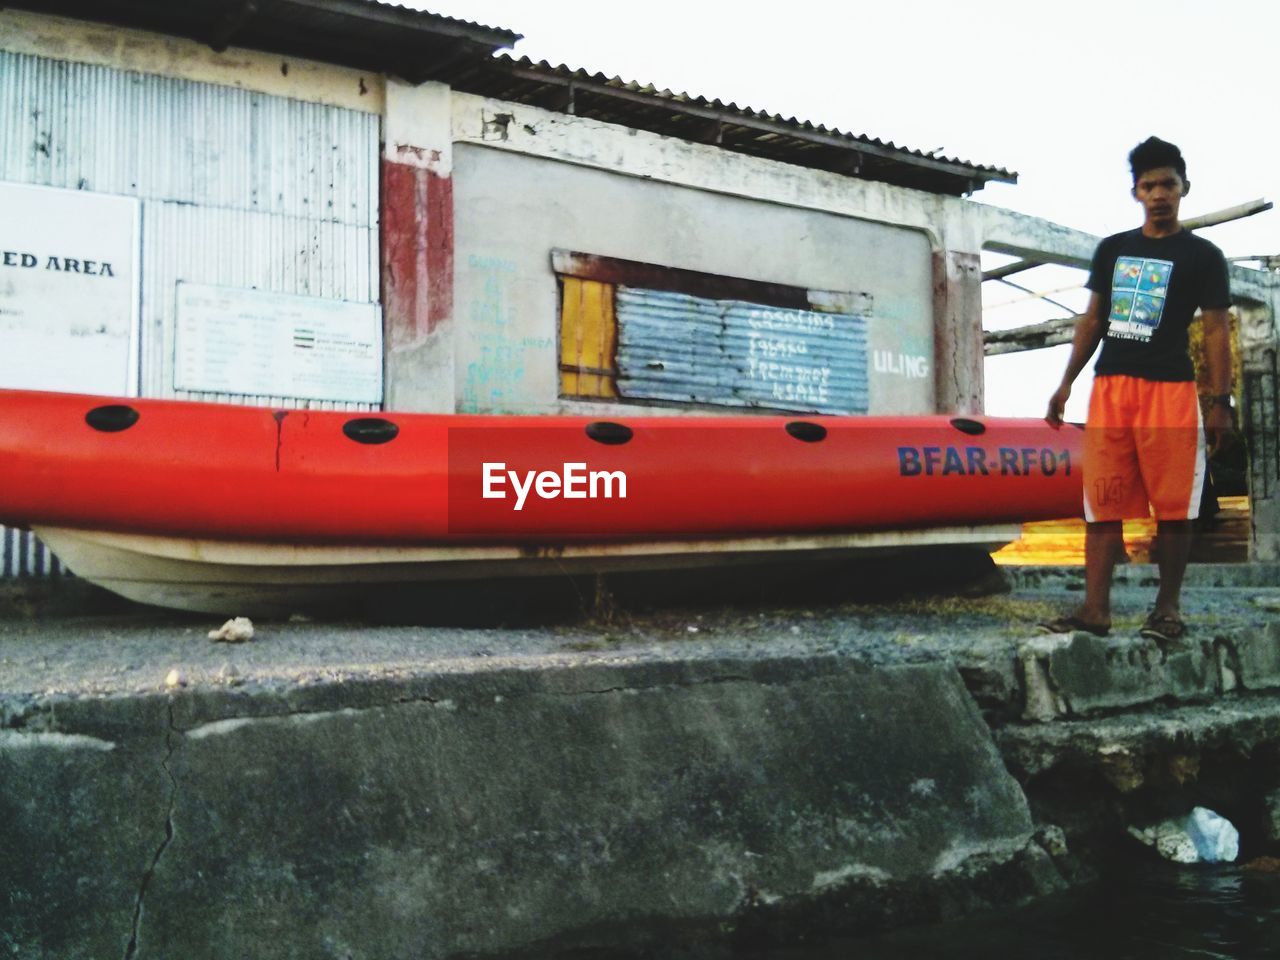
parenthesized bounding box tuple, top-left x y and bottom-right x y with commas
(448, 56, 1016, 196)
(9, 1, 1014, 194)
(368, 0, 513, 36)
(5, 0, 522, 83)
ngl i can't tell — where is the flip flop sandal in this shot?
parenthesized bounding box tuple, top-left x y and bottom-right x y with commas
(1140, 613, 1187, 643)
(1037, 615, 1110, 638)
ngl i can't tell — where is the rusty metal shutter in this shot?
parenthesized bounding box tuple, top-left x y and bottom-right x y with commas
(615, 287, 870, 414)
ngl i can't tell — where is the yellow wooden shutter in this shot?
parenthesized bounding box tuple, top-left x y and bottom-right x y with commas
(559, 277, 618, 398)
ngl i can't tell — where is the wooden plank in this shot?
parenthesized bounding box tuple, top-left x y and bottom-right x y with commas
(600, 282, 619, 398)
(559, 277, 619, 398)
(984, 316, 1077, 356)
(581, 279, 605, 397)
(551, 249, 812, 310)
(559, 277, 582, 395)
(1184, 198, 1272, 231)
(981, 203, 1276, 304)
(994, 496, 1250, 565)
(982, 259, 1038, 282)
(932, 250, 983, 414)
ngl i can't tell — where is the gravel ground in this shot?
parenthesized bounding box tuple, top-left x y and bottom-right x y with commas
(0, 566, 1274, 702)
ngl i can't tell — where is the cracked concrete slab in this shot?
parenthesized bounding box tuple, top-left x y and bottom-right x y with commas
(3, 653, 1055, 958)
(125, 704, 178, 960)
(0, 697, 170, 959)
(1, 566, 1275, 956)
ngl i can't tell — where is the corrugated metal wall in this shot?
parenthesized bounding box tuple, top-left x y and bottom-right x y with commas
(615, 287, 870, 414)
(0, 49, 380, 404)
(0, 49, 381, 574)
(2, 529, 65, 580)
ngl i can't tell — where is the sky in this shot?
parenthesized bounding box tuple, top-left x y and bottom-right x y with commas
(410, 0, 1279, 419)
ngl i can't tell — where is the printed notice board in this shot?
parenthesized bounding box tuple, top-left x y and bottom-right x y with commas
(175, 283, 383, 404)
(0, 181, 141, 395)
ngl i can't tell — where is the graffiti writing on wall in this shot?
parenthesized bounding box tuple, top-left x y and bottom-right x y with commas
(461, 254, 527, 413)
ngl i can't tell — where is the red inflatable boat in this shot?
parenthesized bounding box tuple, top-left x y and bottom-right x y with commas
(0, 389, 1084, 613)
(0, 389, 1082, 544)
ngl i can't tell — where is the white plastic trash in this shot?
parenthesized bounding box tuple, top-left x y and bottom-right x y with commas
(1186, 806, 1239, 863)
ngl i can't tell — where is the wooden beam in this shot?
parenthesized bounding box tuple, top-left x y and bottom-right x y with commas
(1183, 198, 1272, 231)
(984, 317, 1076, 356)
(982, 259, 1037, 282)
(1228, 254, 1280, 270)
(208, 0, 258, 52)
(933, 250, 984, 413)
(982, 199, 1273, 282)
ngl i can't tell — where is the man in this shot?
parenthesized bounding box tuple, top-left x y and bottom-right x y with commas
(1041, 136, 1234, 642)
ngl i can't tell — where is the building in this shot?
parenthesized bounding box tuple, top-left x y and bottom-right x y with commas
(2, 0, 1276, 581)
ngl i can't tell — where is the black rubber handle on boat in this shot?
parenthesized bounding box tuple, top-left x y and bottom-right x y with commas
(85, 405, 140, 433)
(343, 418, 400, 445)
(586, 422, 633, 445)
(785, 421, 827, 443)
(949, 418, 986, 436)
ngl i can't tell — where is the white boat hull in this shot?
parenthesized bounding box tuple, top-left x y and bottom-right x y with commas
(34, 524, 1020, 615)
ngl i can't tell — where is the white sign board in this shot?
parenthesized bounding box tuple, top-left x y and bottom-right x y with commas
(175, 283, 383, 404)
(0, 181, 141, 395)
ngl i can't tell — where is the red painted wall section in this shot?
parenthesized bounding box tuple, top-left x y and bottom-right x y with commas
(381, 157, 453, 349)
(426, 169, 454, 336)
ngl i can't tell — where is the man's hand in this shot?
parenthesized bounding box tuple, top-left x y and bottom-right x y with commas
(1205, 402, 1234, 456)
(1046, 292, 1103, 429)
(1046, 384, 1071, 428)
(1200, 308, 1234, 456)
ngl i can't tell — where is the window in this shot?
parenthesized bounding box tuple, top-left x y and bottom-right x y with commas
(554, 250, 871, 414)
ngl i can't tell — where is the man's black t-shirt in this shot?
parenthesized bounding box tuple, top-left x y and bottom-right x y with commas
(1086, 228, 1231, 381)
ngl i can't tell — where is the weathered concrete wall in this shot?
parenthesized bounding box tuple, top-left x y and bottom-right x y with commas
(449, 93, 977, 254)
(0, 656, 1062, 959)
(382, 79, 457, 414)
(451, 143, 936, 415)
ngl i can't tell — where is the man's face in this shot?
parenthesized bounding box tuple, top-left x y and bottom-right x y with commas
(1132, 166, 1187, 226)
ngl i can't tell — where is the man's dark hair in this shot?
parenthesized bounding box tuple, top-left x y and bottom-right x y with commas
(1129, 136, 1187, 184)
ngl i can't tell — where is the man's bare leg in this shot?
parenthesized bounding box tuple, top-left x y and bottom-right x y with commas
(1077, 520, 1124, 630)
(1152, 519, 1193, 619)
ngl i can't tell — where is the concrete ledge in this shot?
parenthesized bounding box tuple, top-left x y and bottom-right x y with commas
(1018, 623, 1280, 721)
(2, 571, 1272, 954)
(0, 655, 1062, 958)
(997, 693, 1280, 790)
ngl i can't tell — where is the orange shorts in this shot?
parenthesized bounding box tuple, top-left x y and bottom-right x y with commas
(1083, 375, 1205, 522)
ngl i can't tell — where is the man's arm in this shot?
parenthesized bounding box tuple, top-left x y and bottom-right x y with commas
(1201, 307, 1234, 453)
(1046, 291, 1106, 427)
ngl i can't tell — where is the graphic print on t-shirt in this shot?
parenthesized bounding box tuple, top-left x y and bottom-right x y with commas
(1107, 256, 1173, 342)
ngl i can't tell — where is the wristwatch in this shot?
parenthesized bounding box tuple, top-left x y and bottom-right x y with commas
(1209, 393, 1234, 409)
